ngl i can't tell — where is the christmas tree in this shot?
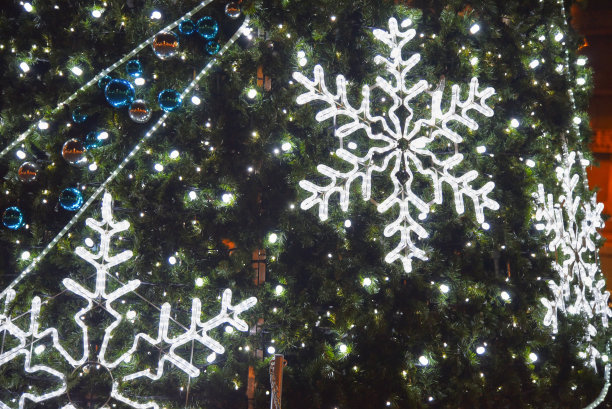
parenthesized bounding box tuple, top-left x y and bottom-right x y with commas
(0, 0, 610, 408)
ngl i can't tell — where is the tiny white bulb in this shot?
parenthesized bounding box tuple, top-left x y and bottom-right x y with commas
(476, 346, 485, 355)
(470, 56, 478, 66)
(500, 291, 510, 301)
(330, 15, 336, 22)
(510, 118, 519, 128)
(347, 142, 358, 150)
(344, 219, 352, 228)
(169, 150, 179, 159)
(168, 256, 177, 265)
(362, 277, 372, 287)
(554, 32, 564, 42)
(85, 238, 94, 247)
(134, 77, 146, 86)
(267, 346, 276, 354)
(298, 57, 308, 67)
(71, 66, 83, 76)
(34, 344, 45, 355)
(222, 193, 233, 203)
(418, 355, 429, 366)
(195, 277, 204, 287)
(339, 344, 347, 353)
(470, 24, 480, 34)
(297, 50, 306, 58)
(23, 3, 33, 12)
(577, 58, 586, 66)
(126, 310, 137, 320)
(268, 233, 278, 244)
(38, 120, 49, 130)
(191, 96, 201, 105)
(98, 131, 109, 140)
(602, 355, 609, 363)
(476, 145, 486, 154)
(247, 88, 258, 99)
(573, 117, 581, 125)
(189, 191, 197, 201)
(225, 326, 234, 333)
(439, 284, 450, 294)
(481, 222, 490, 230)
(525, 159, 535, 168)
(154, 163, 164, 172)
(576, 77, 586, 86)
(207, 352, 217, 363)
(529, 60, 539, 69)
(88, 163, 98, 171)
(21, 251, 31, 260)
(19, 62, 30, 72)
(91, 9, 102, 18)
(151, 10, 162, 20)
(281, 142, 291, 152)
(16, 150, 26, 160)
(275, 285, 284, 295)
(529, 352, 538, 362)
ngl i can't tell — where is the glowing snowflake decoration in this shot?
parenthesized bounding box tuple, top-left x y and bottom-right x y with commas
(534, 151, 610, 368)
(0, 192, 256, 409)
(293, 17, 499, 272)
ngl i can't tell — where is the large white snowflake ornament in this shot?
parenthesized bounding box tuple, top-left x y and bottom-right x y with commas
(534, 151, 610, 368)
(293, 18, 499, 272)
(0, 193, 257, 409)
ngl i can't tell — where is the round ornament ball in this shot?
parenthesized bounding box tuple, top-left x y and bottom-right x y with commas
(62, 139, 87, 166)
(125, 60, 143, 78)
(225, 2, 241, 19)
(98, 75, 112, 89)
(84, 131, 110, 150)
(205, 40, 220, 55)
(129, 100, 152, 123)
(179, 19, 196, 35)
(196, 16, 218, 40)
(158, 89, 182, 112)
(152, 32, 179, 60)
(2, 207, 24, 230)
(72, 107, 88, 124)
(59, 188, 84, 211)
(18, 162, 39, 183)
(105, 79, 135, 108)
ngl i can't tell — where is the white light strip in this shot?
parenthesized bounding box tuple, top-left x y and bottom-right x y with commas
(0, 0, 215, 160)
(0, 18, 250, 301)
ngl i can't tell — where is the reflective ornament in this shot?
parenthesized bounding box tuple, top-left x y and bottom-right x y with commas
(205, 40, 220, 55)
(59, 188, 84, 211)
(104, 79, 135, 108)
(98, 75, 112, 89)
(126, 60, 142, 78)
(84, 131, 109, 150)
(18, 162, 39, 183)
(196, 17, 218, 40)
(152, 32, 179, 60)
(2, 207, 24, 230)
(128, 100, 152, 123)
(72, 107, 88, 124)
(225, 2, 241, 19)
(179, 19, 196, 35)
(62, 139, 87, 166)
(158, 89, 182, 112)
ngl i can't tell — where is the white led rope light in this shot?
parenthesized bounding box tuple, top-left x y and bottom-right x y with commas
(0, 0, 217, 160)
(0, 192, 257, 409)
(293, 17, 498, 273)
(0, 18, 250, 302)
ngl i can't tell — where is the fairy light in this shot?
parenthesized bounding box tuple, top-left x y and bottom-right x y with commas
(470, 23, 480, 34)
(418, 356, 429, 366)
(19, 62, 30, 72)
(529, 352, 538, 363)
(510, 118, 520, 128)
(23, 2, 33, 12)
(37, 120, 49, 130)
(151, 10, 162, 20)
(268, 233, 278, 244)
(154, 163, 164, 172)
(134, 77, 146, 86)
(476, 346, 486, 355)
(191, 96, 201, 105)
(16, 150, 26, 159)
(247, 88, 257, 99)
(439, 284, 450, 294)
(500, 291, 510, 301)
(274, 285, 284, 295)
(169, 150, 179, 159)
(529, 59, 539, 69)
(91, 9, 103, 18)
(71, 66, 83, 76)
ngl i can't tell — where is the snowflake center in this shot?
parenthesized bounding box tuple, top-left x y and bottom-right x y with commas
(396, 137, 410, 152)
(67, 362, 113, 408)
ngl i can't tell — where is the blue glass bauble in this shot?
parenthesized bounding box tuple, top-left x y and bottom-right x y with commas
(59, 188, 84, 211)
(196, 17, 218, 40)
(98, 75, 112, 89)
(152, 32, 179, 60)
(205, 40, 220, 55)
(158, 89, 182, 112)
(84, 130, 110, 150)
(72, 107, 88, 123)
(126, 60, 142, 78)
(2, 207, 24, 230)
(225, 2, 241, 19)
(179, 19, 196, 35)
(104, 79, 135, 108)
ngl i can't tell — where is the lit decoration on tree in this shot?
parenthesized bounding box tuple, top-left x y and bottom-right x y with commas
(293, 17, 499, 272)
(0, 193, 257, 409)
(534, 151, 610, 368)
